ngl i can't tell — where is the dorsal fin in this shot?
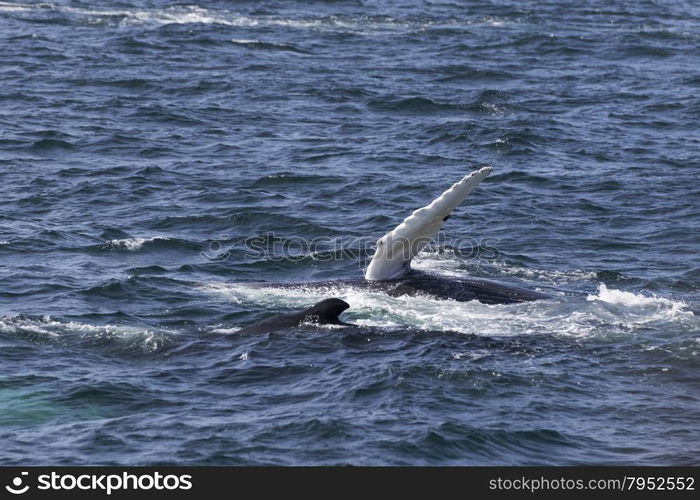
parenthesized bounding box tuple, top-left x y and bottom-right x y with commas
(302, 298, 350, 324)
(236, 298, 351, 334)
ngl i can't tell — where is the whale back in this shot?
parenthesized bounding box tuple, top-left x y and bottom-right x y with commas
(236, 298, 350, 334)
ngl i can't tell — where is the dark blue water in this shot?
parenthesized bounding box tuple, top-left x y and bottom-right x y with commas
(1, 0, 699, 465)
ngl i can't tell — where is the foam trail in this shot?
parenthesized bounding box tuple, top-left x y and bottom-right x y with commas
(102, 237, 155, 251)
(0, 315, 171, 352)
(412, 251, 597, 284)
(95, 236, 174, 252)
(588, 283, 684, 308)
(202, 281, 697, 339)
(0, 2, 510, 33)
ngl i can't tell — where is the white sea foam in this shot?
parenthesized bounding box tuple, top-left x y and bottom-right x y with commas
(588, 283, 680, 307)
(202, 247, 696, 338)
(230, 39, 260, 45)
(585, 283, 693, 324)
(491, 261, 598, 283)
(412, 251, 596, 284)
(0, 2, 513, 34)
(202, 280, 696, 339)
(0, 315, 170, 351)
(210, 326, 241, 335)
(102, 236, 159, 251)
(0, 1, 33, 12)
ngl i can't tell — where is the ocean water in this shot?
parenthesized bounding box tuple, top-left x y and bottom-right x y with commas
(1, 0, 699, 465)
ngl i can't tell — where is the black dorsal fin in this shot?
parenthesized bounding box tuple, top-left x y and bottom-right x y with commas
(302, 298, 350, 324)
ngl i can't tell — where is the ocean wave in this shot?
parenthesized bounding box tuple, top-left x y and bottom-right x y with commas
(90, 236, 201, 253)
(30, 138, 75, 151)
(367, 96, 465, 114)
(0, 1, 32, 12)
(0, 315, 172, 353)
(411, 251, 597, 285)
(96, 237, 160, 251)
(0, 2, 515, 34)
(251, 172, 346, 187)
(229, 39, 310, 54)
(587, 283, 691, 316)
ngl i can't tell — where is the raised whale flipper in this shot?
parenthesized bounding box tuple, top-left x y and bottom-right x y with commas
(365, 166, 492, 281)
(235, 298, 351, 334)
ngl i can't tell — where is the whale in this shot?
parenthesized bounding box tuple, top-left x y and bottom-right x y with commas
(250, 271, 546, 305)
(247, 166, 548, 305)
(236, 298, 351, 334)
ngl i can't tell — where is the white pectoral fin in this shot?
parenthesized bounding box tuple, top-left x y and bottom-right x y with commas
(365, 166, 492, 280)
(394, 165, 492, 242)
